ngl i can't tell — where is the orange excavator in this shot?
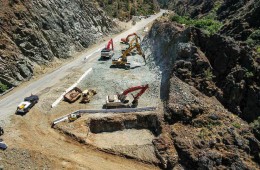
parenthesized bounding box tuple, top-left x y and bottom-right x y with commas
(121, 33, 138, 44)
(101, 39, 114, 59)
(112, 35, 146, 69)
(104, 84, 149, 109)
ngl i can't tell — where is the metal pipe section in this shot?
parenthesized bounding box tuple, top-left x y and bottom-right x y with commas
(51, 107, 157, 127)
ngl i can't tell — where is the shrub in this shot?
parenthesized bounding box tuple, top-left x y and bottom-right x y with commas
(232, 122, 241, 129)
(245, 71, 254, 78)
(204, 68, 214, 81)
(171, 15, 222, 34)
(0, 81, 8, 93)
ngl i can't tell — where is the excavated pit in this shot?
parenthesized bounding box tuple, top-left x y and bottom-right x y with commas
(56, 112, 163, 164)
(88, 113, 161, 136)
(85, 113, 162, 164)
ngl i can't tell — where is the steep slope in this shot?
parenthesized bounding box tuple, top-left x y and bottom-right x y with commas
(158, 0, 218, 18)
(0, 0, 116, 91)
(218, 0, 260, 42)
(142, 19, 260, 170)
(96, 0, 160, 21)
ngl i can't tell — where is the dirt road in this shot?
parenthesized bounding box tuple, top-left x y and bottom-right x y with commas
(0, 10, 165, 126)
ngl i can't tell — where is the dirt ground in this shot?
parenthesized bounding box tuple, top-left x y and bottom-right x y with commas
(0, 28, 162, 169)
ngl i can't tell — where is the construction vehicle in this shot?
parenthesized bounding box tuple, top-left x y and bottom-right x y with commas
(16, 95, 39, 114)
(80, 89, 97, 103)
(121, 33, 138, 44)
(68, 113, 81, 122)
(112, 35, 146, 69)
(103, 84, 149, 109)
(64, 87, 82, 103)
(101, 39, 114, 59)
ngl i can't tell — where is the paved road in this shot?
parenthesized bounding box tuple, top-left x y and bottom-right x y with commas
(0, 10, 165, 123)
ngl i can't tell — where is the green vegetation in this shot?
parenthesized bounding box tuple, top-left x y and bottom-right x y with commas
(250, 117, 260, 130)
(198, 128, 207, 139)
(246, 30, 260, 48)
(232, 122, 241, 129)
(97, 0, 159, 20)
(203, 1, 222, 20)
(245, 71, 254, 78)
(205, 121, 222, 130)
(204, 68, 214, 81)
(171, 15, 223, 34)
(257, 46, 260, 54)
(0, 81, 8, 93)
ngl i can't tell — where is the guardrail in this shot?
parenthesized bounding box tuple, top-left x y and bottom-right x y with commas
(51, 107, 157, 127)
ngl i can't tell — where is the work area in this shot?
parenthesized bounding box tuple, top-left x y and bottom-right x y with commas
(0, 30, 162, 167)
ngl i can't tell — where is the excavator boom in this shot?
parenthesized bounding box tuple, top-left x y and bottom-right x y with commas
(121, 33, 137, 44)
(122, 84, 149, 100)
(106, 39, 114, 50)
(112, 35, 145, 68)
(101, 39, 114, 59)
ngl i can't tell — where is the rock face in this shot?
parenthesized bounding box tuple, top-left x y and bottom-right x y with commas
(142, 20, 260, 169)
(218, 0, 260, 41)
(158, 0, 216, 18)
(0, 0, 116, 88)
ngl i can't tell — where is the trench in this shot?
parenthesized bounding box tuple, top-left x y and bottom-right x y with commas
(88, 114, 162, 136)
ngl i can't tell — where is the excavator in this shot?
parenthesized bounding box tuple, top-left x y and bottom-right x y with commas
(121, 33, 138, 44)
(101, 39, 114, 59)
(112, 35, 146, 69)
(103, 84, 149, 109)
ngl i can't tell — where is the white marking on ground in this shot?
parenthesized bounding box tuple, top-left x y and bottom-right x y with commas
(51, 68, 93, 108)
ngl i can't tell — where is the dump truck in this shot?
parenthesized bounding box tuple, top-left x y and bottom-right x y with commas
(64, 87, 82, 103)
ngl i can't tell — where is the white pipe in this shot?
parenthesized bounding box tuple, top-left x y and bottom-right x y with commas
(51, 68, 93, 108)
(52, 107, 157, 126)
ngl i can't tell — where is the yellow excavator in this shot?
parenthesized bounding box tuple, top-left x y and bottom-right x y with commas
(112, 36, 146, 69)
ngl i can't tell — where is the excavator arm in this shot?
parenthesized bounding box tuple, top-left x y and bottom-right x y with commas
(122, 84, 148, 96)
(106, 39, 114, 51)
(121, 33, 137, 44)
(121, 36, 146, 64)
(120, 84, 149, 107)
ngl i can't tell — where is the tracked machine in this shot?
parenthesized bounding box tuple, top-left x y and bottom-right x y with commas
(112, 35, 146, 69)
(103, 84, 149, 109)
(101, 39, 114, 59)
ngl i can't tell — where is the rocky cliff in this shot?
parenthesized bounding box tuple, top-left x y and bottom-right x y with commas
(0, 0, 116, 91)
(142, 18, 260, 170)
(158, 0, 217, 18)
(155, 0, 260, 125)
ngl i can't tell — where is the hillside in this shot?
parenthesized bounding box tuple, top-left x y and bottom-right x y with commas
(96, 0, 160, 21)
(0, 0, 116, 92)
